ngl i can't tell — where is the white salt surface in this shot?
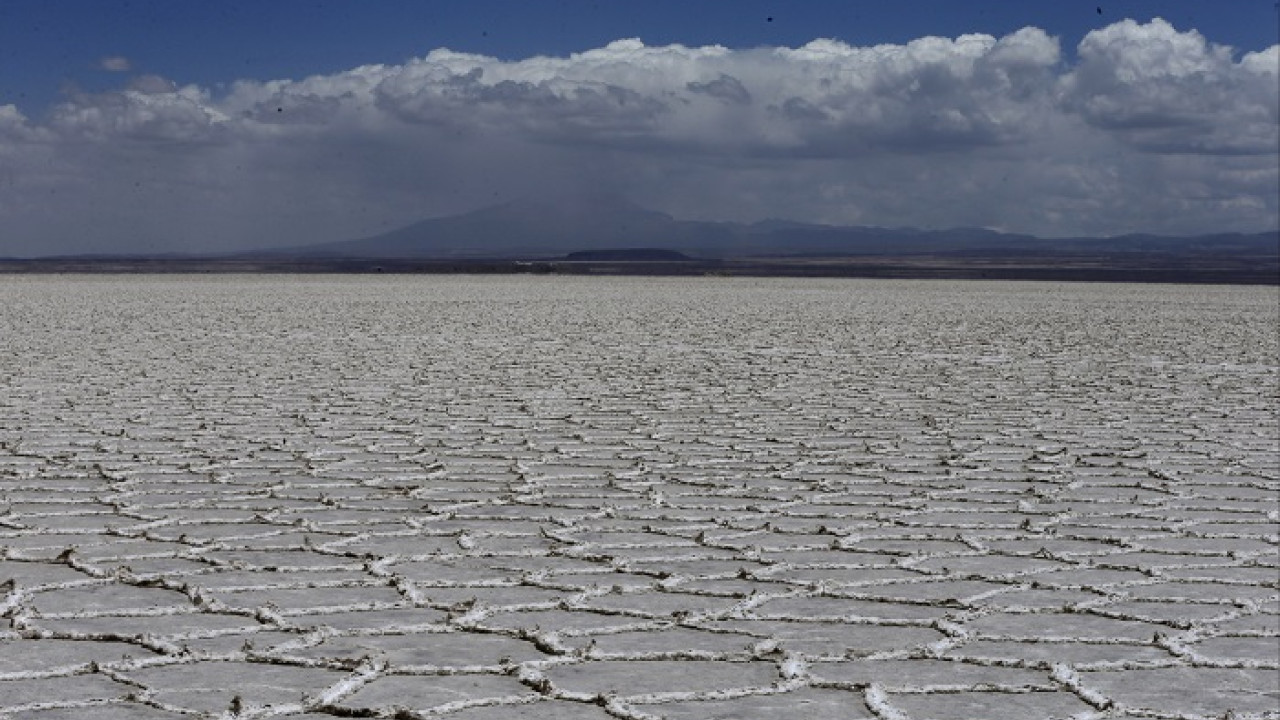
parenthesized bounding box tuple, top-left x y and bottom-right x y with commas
(0, 275, 1276, 719)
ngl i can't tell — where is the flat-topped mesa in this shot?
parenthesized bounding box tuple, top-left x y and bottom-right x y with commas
(563, 248, 692, 262)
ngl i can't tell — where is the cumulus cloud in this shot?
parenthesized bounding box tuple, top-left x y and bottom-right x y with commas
(1060, 18, 1279, 155)
(49, 80, 225, 142)
(0, 19, 1274, 255)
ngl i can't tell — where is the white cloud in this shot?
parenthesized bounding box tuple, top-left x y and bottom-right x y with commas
(1059, 18, 1278, 155)
(0, 104, 35, 137)
(0, 19, 1275, 255)
(99, 55, 132, 72)
(49, 80, 227, 143)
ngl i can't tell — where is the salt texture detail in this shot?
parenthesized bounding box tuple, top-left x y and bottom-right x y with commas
(0, 276, 1276, 719)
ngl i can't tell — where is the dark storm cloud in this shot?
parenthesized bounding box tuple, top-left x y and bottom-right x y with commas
(0, 20, 1274, 255)
(375, 67, 671, 143)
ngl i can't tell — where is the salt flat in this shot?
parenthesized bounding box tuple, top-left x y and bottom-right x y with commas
(0, 275, 1276, 720)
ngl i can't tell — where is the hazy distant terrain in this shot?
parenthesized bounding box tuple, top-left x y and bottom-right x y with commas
(6, 196, 1276, 283)
(281, 195, 1279, 264)
(1, 277, 1276, 718)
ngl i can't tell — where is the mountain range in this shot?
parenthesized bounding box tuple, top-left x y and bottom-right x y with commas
(265, 193, 1279, 261)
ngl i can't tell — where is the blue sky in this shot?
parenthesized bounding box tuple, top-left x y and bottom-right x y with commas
(0, 1, 1276, 254)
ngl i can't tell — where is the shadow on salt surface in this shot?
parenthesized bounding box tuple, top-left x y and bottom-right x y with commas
(885, 689, 1096, 720)
(27, 581, 192, 615)
(22, 610, 259, 641)
(0, 675, 135, 711)
(961, 611, 1166, 641)
(335, 673, 539, 715)
(634, 686, 875, 719)
(807, 657, 1053, 690)
(749, 595, 954, 621)
(1188, 635, 1280, 664)
(289, 605, 450, 631)
(942, 638, 1175, 666)
(580, 588, 741, 617)
(1078, 666, 1280, 717)
(439, 698, 618, 719)
(701, 619, 945, 657)
(2, 703, 187, 720)
(119, 660, 348, 714)
(206, 583, 404, 612)
(555, 626, 760, 657)
(0, 638, 159, 675)
(284, 631, 549, 669)
(542, 658, 780, 699)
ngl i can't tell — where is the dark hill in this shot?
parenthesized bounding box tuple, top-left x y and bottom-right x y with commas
(564, 248, 692, 261)
(282, 193, 728, 259)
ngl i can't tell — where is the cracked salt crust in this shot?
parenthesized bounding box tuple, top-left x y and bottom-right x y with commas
(0, 276, 1277, 719)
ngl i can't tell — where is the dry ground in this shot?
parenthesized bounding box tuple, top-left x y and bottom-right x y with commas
(0, 277, 1276, 719)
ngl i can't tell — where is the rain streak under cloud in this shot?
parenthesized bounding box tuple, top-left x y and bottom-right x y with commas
(0, 18, 1276, 255)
